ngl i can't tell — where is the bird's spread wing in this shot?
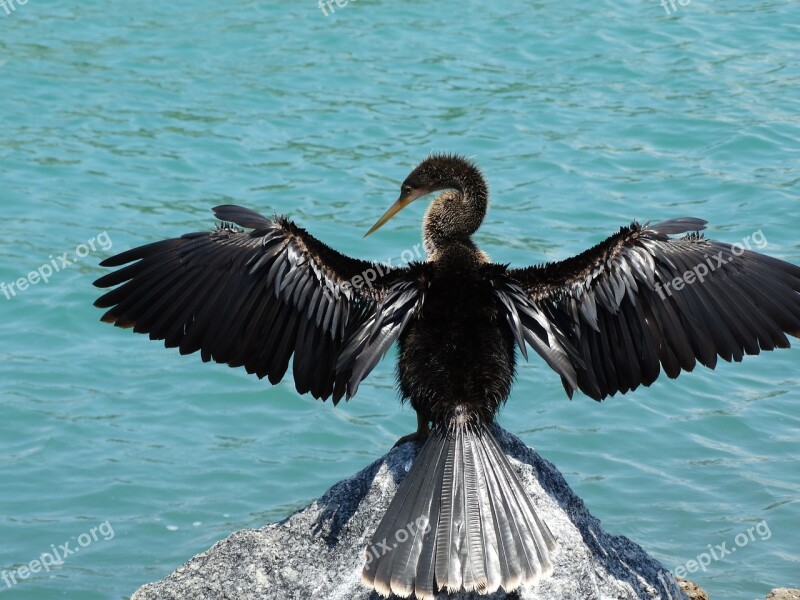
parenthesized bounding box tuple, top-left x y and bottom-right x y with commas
(94, 205, 425, 403)
(502, 218, 800, 400)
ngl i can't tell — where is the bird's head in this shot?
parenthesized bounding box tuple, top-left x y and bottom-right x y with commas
(365, 154, 486, 237)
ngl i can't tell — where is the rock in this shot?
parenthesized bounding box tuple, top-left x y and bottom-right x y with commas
(131, 425, 690, 600)
(677, 577, 709, 600)
(767, 590, 800, 600)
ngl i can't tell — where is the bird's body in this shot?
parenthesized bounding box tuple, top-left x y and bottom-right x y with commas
(399, 259, 516, 427)
(94, 154, 800, 599)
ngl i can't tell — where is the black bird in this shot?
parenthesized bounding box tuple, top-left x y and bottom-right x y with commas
(94, 154, 800, 599)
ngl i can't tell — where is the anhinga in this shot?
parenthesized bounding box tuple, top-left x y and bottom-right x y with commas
(94, 154, 800, 599)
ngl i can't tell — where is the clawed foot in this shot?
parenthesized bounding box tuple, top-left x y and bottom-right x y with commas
(393, 414, 430, 447)
(393, 431, 426, 447)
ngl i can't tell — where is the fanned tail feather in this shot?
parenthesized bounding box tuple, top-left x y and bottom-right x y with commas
(362, 423, 557, 599)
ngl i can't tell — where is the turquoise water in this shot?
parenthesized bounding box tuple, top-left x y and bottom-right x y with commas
(1, 1, 798, 598)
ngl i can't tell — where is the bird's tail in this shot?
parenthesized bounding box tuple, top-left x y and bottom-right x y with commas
(361, 421, 557, 599)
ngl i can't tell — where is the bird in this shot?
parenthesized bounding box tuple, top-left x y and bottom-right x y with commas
(94, 153, 800, 599)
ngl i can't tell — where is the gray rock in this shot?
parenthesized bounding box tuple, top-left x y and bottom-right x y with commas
(767, 590, 800, 600)
(131, 426, 690, 600)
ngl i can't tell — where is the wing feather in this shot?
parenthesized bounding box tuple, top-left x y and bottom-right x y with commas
(503, 219, 800, 400)
(94, 205, 425, 403)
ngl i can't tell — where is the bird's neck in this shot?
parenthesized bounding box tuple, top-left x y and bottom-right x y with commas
(423, 182, 489, 264)
(455, 174, 489, 224)
(424, 236, 490, 266)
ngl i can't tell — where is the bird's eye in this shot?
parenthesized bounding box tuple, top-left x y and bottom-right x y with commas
(402, 186, 412, 195)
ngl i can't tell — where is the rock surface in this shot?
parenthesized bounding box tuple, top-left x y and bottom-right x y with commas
(131, 426, 691, 600)
(767, 590, 800, 600)
(677, 577, 709, 600)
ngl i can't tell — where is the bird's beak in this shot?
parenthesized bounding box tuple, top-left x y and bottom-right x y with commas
(364, 190, 424, 237)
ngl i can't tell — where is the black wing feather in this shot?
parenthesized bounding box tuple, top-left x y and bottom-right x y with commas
(94, 205, 425, 403)
(505, 218, 800, 400)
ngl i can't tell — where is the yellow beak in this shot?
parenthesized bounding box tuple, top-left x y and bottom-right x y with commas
(364, 192, 418, 237)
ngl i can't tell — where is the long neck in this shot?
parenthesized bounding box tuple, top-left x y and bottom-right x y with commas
(423, 174, 488, 261)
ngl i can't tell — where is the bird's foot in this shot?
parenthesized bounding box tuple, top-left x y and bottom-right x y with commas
(393, 415, 430, 447)
(393, 430, 427, 447)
